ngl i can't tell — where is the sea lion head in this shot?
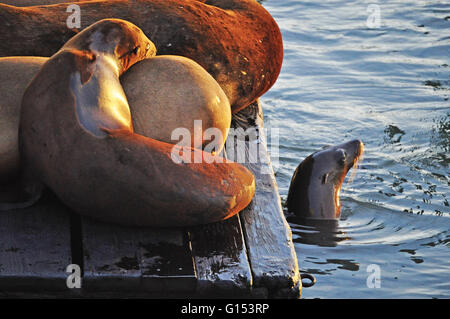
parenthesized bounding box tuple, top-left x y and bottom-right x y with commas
(286, 139, 364, 220)
(62, 18, 156, 74)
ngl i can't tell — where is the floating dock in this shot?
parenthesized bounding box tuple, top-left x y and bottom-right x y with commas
(0, 101, 301, 298)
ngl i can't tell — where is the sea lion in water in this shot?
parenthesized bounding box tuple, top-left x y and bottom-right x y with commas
(286, 139, 364, 220)
(19, 19, 255, 227)
(0, 57, 47, 185)
(0, 0, 283, 113)
(122, 56, 231, 153)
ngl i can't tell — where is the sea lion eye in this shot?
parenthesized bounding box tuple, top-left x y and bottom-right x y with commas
(119, 46, 139, 59)
(336, 149, 347, 165)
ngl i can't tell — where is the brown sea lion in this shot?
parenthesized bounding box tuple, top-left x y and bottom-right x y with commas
(19, 19, 255, 227)
(0, 55, 231, 184)
(0, 0, 78, 6)
(122, 55, 231, 153)
(286, 140, 364, 220)
(0, 0, 283, 113)
(0, 57, 47, 185)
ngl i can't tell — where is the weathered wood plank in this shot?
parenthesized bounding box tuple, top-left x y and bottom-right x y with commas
(81, 217, 141, 291)
(188, 216, 252, 297)
(0, 191, 72, 292)
(228, 100, 301, 298)
(81, 217, 196, 293)
(139, 228, 196, 293)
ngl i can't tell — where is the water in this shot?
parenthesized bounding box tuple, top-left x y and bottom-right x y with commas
(259, 0, 450, 298)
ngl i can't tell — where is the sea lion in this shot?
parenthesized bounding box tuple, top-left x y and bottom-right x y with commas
(0, 0, 283, 113)
(285, 139, 364, 220)
(0, 57, 47, 185)
(1, 0, 78, 6)
(122, 56, 231, 153)
(0, 55, 231, 185)
(19, 19, 255, 227)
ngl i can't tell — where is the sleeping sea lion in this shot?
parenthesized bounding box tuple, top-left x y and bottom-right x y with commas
(121, 55, 231, 152)
(18, 18, 255, 227)
(0, 0, 77, 5)
(0, 57, 47, 185)
(286, 139, 364, 220)
(0, 54, 231, 183)
(0, 0, 283, 113)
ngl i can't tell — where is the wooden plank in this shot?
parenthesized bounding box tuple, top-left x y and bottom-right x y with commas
(188, 216, 253, 297)
(0, 191, 72, 292)
(81, 217, 141, 292)
(228, 100, 301, 298)
(139, 228, 196, 293)
(81, 217, 196, 294)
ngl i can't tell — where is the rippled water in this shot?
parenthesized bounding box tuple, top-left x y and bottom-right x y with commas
(260, 0, 449, 298)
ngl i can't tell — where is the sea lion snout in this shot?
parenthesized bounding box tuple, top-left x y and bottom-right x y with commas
(115, 28, 157, 72)
(335, 139, 364, 172)
(344, 138, 364, 160)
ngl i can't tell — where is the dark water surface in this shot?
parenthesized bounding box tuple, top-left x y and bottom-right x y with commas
(260, 0, 449, 298)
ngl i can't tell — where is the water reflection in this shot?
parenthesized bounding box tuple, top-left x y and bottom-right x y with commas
(287, 215, 351, 247)
(311, 259, 360, 272)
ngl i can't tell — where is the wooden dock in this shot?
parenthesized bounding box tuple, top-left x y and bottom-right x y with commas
(0, 101, 301, 298)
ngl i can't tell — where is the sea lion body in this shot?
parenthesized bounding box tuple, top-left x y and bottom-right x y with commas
(286, 139, 364, 220)
(0, 57, 47, 184)
(19, 19, 255, 227)
(1, 0, 76, 5)
(122, 56, 231, 152)
(0, 54, 232, 182)
(0, 0, 283, 113)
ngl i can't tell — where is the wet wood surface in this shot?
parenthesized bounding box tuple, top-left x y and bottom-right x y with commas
(0, 101, 300, 298)
(0, 192, 72, 292)
(82, 218, 196, 294)
(228, 101, 301, 297)
(188, 216, 253, 297)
